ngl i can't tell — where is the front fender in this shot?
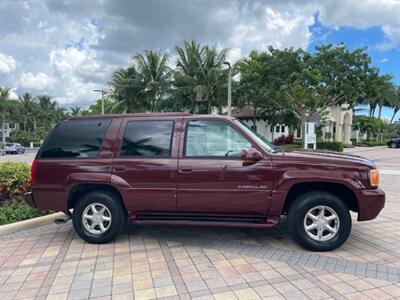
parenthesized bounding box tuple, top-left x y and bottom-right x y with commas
(269, 169, 363, 216)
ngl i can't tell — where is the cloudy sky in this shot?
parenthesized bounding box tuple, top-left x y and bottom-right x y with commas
(0, 0, 399, 118)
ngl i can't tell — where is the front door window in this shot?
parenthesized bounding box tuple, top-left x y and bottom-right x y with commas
(185, 120, 251, 157)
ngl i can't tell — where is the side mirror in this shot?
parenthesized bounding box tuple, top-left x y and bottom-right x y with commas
(241, 148, 263, 166)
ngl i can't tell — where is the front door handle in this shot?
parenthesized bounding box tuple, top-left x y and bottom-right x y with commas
(179, 166, 192, 173)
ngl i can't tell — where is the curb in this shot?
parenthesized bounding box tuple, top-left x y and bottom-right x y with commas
(0, 212, 68, 236)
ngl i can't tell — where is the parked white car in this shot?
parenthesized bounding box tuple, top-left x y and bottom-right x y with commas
(4, 143, 25, 154)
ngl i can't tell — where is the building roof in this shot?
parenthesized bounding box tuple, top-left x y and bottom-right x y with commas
(230, 105, 257, 118)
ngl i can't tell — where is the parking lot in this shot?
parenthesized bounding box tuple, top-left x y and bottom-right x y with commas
(0, 146, 399, 299)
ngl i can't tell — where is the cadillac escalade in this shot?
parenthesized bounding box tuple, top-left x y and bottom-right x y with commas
(24, 113, 385, 251)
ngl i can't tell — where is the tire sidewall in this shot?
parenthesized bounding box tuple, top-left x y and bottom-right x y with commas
(72, 191, 126, 244)
(391, 143, 397, 149)
(288, 192, 351, 251)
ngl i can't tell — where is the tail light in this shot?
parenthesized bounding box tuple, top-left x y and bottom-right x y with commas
(31, 159, 39, 185)
(369, 169, 379, 187)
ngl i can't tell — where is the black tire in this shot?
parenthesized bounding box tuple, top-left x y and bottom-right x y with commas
(72, 191, 127, 244)
(391, 143, 397, 149)
(287, 191, 351, 251)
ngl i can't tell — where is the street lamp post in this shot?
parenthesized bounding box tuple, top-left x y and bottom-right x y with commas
(93, 89, 107, 115)
(223, 61, 232, 117)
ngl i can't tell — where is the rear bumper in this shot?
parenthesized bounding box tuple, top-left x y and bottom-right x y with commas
(24, 192, 36, 209)
(355, 188, 385, 221)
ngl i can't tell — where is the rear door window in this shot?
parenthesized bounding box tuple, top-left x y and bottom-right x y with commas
(40, 119, 111, 158)
(120, 120, 174, 157)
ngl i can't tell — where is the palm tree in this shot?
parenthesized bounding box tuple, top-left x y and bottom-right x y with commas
(193, 45, 229, 113)
(133, 50, 171, 112)
(71, 107, 81, 116)
(375, 75, 395, 141)
(175, 41, 230, 114)
(175, 40, 203, 113)
(0, 87, 12, 143)
(18, 92, 35, 131)
(389, 86, 400, 124)
(37, 95, 57, 130)
(110, 67, 146, 113)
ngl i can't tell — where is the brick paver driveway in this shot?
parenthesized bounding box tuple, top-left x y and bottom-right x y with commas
(1, 147, 399, 300)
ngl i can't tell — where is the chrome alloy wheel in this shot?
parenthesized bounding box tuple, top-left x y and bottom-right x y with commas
(303, 205, 340, 242)
(82, 203, 112, 235)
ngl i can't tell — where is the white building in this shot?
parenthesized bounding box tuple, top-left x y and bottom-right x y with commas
(229, 104, 353, 145)
(0, 122, 19, 141)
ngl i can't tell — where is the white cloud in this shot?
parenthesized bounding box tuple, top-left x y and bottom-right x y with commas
(229, 6, 315, 52)
(54, 76, 98, 106)
(317, 0, 400, 50)
(50, 47, 99, 74)
(0, 52, 16, 73)
(0, 0, 399, 108)
(379, 57, 389, 63)
(19, 72, 56, 90)
(9, 88, 18, 100)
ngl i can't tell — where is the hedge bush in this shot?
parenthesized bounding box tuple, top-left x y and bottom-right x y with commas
(317, 141, 344, 152)
(0, 200, 48, 225)
(0, 162, 51, 224)
(0, 162, 31, 203)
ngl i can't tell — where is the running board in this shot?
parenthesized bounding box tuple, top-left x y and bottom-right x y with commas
(129, 213, 279, 228)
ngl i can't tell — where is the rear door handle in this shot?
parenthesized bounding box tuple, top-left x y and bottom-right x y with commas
(179, 166, 192, 173)
(113, 166, 126, 172)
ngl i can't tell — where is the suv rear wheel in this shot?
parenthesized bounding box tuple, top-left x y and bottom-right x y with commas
(390, 142, 398, 149)
(72, 191, 126, 243)
(287, 191, 351, 251)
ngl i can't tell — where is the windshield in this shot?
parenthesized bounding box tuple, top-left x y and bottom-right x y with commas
(234, 120, 281, 153)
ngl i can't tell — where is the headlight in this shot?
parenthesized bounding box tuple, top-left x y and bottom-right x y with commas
(369, 169, 379, 187)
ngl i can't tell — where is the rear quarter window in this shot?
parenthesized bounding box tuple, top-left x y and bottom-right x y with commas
(39, 119, 111, 158)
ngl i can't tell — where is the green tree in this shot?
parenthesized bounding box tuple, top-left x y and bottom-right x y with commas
(193, 45, 229, 113)
(110, 67, 147, 113)
(70, 107, 81, 116)
(374, 75, 395, 140)
(0, 87, 12, 143)
(133, 50, 171, 112)
(82, 98, 117, 115)
(389, 86, 400, 124)
(17, 93, 35, 131)
(174, 40, 203, 113)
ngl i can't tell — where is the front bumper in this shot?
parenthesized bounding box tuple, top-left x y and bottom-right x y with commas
(355, 188, 385, 221)
(24, 192, 36, 209)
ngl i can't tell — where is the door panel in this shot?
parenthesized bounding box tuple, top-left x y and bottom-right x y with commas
(178, 158, 273, 215)
(112, 158, 178, 213)
(112, 117, 181, 213)
(177, 119, 273, 215)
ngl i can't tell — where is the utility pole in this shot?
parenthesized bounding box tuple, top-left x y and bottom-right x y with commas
(223, 61, 232, 117)
(93, 89, 107, 115)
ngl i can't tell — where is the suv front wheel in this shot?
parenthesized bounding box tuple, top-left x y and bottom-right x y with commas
(72, 191, 126, 243)
(287, 191, 351, 251)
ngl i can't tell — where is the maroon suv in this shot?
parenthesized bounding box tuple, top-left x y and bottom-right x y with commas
(24, 113, 385, 251)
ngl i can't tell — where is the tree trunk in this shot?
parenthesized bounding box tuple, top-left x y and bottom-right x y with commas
(377, 105, 382, 142)
(301, 119, 306, 148)
(390, 109, 398, 124)
(33, 118, 37, 132)
(252, 106, 257, 130)
(1, 111, 6, 143)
